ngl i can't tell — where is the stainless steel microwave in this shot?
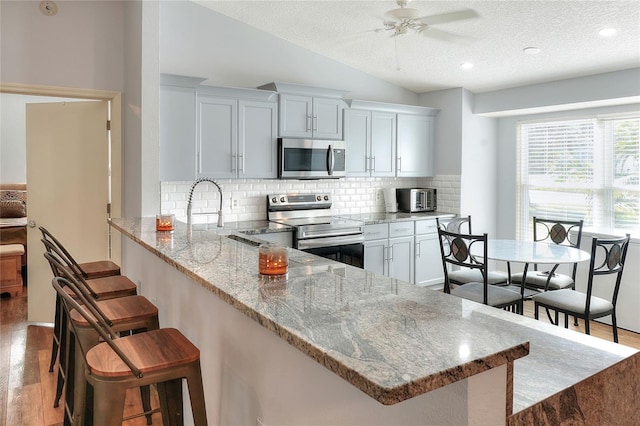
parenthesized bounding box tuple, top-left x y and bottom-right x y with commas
(278, 138, 346, 179)
(396, 188, 437, 212)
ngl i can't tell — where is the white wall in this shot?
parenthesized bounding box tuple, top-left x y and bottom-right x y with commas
(460, 89, 498, 235)
(0, 0, 124, 91)
(474, 68, 640, 116)
(159, 1, 418, 105)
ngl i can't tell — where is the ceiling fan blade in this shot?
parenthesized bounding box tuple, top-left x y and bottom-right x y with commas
(418, 8, 479, 26)
(419, 27, 471, 43)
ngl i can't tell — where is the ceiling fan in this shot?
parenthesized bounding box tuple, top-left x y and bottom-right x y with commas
(375, 0, 479, 40)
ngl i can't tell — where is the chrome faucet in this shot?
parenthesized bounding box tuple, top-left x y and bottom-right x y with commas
(186, 178, 224, 227)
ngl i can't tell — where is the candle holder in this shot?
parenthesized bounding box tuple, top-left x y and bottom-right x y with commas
(258, 244, 288, 276)
(156, 214, 175, 232)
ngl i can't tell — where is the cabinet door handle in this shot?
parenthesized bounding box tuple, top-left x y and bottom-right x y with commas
(372, 156, 376, 172)
(307, 114, 312, 132)
(416, 241, 421, 257)
(239, 153, 244, 172)
(366, 156, 371, 172)
(388, 246, 393, 262)
(231, 153, 236, 172)
(397, 157, 402, 171)
(313, 114, 318, 131)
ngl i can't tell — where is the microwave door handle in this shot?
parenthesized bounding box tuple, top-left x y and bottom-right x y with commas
(327, 144, 334, 175)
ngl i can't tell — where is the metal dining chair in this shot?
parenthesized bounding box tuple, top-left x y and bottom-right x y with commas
(437, 227, 522, 313)
(437, 217, 510, 286)
(532, 234, 630, 343)
(510, 217, 584, 293)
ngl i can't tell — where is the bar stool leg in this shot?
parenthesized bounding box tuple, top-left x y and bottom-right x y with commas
(186, 361, 208, 426)
(91, 380, 127, 426)
(157, 378, 184, 426)
(54, 306, 69, 407)
(49, 295, 62, 372)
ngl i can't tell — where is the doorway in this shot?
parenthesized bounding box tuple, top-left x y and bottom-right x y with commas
(0, 83, 122, 323)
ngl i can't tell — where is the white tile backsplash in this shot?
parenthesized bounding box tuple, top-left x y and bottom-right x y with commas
(161, 176, 461, 224)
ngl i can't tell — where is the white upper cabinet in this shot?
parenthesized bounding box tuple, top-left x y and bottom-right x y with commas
(278, 94, 344, 140)
(344, 109, 396, 177)
(259, 82, 349, 140)
(197, 86, 278, 179)
(159, 74, 206, 181)
(397, 113, 435, 177)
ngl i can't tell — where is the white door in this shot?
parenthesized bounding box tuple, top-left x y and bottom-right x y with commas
(26, 101, 110, 323)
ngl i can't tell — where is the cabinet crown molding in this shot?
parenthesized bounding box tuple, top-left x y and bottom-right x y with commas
(160, 74, 207, 88)
(258, 82, 350, 99)
(346, 99, 439, 116)
(197, 85, 277, 102)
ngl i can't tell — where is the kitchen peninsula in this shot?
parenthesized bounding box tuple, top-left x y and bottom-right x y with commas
(111, 217, 639, 425)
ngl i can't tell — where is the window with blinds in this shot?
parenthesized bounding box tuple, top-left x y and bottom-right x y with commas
(517, 116, 639, 239)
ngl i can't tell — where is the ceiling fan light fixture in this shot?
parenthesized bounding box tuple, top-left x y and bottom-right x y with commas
(523, 47, 541, 55)
(460, 62, 474, 70)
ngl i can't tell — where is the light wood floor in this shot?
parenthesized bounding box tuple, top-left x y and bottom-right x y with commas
(2, 287, 639, 426)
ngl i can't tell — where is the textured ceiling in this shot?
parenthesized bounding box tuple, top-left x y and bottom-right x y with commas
(193, 0, 640, 93)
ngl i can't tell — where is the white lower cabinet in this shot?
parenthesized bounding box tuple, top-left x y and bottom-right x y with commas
(364, 222, 414, 283)
(414, 219, 445, 288)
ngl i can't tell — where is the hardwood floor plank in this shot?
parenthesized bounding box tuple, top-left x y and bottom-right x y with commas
(6, 383, 44, 426)
(38, 348, 64, 426)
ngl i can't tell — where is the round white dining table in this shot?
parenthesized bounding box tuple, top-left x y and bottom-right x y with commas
(485, 239, 591, 265)
(475, 239, 591, 301)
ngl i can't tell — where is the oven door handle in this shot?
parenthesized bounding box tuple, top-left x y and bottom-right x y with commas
(297, 235, 364, 250)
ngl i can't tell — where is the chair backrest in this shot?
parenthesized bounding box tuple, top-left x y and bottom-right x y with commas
(40, 226, 90, 279)
(585, 234, 630, 311)
(532, 217, 584, 278)
(437, 227, 489, 303)
(437, 216, 472, 234)
(41, 238, 99, 299)
(43, 245, 113, 326)
(51, 276, 143, 378)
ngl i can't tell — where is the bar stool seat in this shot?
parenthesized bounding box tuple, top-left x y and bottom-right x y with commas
(85, 328, 207, 426)
(76, 259, 121, 279)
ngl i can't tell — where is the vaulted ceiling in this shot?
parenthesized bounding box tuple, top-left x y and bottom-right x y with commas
(194, 0, 640, 93)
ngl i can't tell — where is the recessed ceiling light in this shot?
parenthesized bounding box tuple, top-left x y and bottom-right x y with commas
(523, 47, 541, 55)
(598, 28, 618, 37)
(460, 62, 474, 70)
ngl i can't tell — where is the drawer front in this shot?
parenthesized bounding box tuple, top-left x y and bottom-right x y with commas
(389, 221, 414, 238)
(415, 219, 438, 235)
(364, 223, 389, 240)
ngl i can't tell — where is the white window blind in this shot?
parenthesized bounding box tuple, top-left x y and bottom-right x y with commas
(517, 116, 639, 239)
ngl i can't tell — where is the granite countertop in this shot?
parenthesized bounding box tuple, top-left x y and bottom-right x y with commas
(110, 217, 528, 405)
(343, 211, 455, 225)
(110, 217, 639, 416)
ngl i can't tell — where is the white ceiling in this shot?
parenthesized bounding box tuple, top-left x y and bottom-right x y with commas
(193, 0, 640, 94)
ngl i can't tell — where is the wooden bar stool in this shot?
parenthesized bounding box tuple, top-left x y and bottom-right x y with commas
(53, 276, 208, 426)
(40, 226, 121, 279)
(46, 259, 159, 425)
(40, 238, 137, 374)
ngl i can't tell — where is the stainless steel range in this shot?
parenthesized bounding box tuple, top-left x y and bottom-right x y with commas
(267, 193, 365, 268)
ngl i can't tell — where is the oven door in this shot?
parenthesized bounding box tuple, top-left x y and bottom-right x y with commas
(278, 138, 346, 179)
(297, 234, 364, 268)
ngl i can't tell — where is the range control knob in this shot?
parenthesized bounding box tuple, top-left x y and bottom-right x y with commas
(271, 197, 278, 203)
(324, 195, 329, 201)
(316, 195, 322, 201)
(280, 196, 286, 203)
